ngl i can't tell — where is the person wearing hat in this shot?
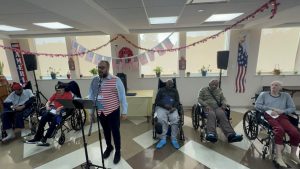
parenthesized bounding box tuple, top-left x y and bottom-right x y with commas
(1, 82, 34, 142)
(26, 83, 72, 146)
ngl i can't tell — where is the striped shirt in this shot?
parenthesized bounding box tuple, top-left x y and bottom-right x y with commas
(88, 74, 128, 115)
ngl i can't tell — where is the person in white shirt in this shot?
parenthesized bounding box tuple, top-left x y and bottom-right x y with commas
(1, 82, 34, 142)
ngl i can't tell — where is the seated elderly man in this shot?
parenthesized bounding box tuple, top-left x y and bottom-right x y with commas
(198, 79, 243, 143)
(1, 82, 34, 142)
(155, 79, 180, 149)
(255, 81, 300, 167)
(26, 83, 72, 146)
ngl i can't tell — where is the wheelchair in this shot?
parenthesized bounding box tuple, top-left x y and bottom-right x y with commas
(35, 81, 86, 145)
(243, 97, 300, 162)
(1, 87, 38, 139)
(152, 78, 185, 141)
(192, 102, 231, 142)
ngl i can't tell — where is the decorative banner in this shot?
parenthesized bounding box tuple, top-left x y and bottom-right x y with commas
(0, 0, 280, 58)
(138, 53, 148, 65)
(93, 54, 103, 65)
(235, 35, 248, 93)
(85, 52, 94, 62)
(71, 41, 78, 53)
(162, 38, 174, 49)
(11, 43, 28, 84)
(147, 51, 155, 61)
(154, 44, 166, 56)
(78, 45, 86, 57)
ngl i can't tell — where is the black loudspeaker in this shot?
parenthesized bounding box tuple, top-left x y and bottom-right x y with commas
(23, 54, 37, 71)
(217, 51, 229, 70)
(116, 73, 127, 93)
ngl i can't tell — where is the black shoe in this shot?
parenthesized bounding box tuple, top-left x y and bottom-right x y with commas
(37, 137, 50, 146)
(228, 133, 243, 143)
(113, 151, 121, 164)
(206, 133, 218, 143)
(103, 146, 114, 159)
(25, 138, 40, 144)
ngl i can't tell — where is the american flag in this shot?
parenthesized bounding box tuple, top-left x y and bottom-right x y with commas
(235, 41, 248, 93)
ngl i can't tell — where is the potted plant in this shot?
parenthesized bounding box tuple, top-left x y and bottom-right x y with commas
(294, 70, 298, 75)
(200, 65, 211, 77)
(0, 61, 9, 86)
(89, 68, 98, 76)
(273, 64, 280, 75)
(80, 74, 83, 78)
(153, 66, 163, 77)
(257, 70, 262, 75)
(47, 67, 60, 79)
(141, 74, 144, 78)
(186, 72, 190, 77)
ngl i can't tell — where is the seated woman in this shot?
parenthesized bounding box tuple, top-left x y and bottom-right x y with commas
(155, 79, 180, 149)
(1, 82, 34, 142)
(26, 83, 72, 146)
(255, 81, 300, 167)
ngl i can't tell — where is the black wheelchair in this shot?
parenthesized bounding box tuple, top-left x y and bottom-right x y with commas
(242, 96, 300, 162)
(1, 83, 38, 139)
(192, 101, 231, 142)
(152, 78, 185, 141)
(35, 81, 86, 145)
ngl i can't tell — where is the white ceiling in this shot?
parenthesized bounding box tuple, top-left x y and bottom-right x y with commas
(0, 0, 299, 38)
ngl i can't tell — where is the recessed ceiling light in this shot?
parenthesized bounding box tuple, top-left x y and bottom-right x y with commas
(205, 13, 243, 22)
(0, 25, 26, 31)
(149, 16, 178, 24)
(198, 9, 204, 12)
(33, 22, 73, 29)
(187, 0, 229, 4)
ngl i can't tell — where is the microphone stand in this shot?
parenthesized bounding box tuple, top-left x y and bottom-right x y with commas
(81, 76, 107, 169)
(94, 76, 107, 169)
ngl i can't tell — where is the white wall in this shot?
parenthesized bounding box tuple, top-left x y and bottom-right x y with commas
(3, 29, 300, 109)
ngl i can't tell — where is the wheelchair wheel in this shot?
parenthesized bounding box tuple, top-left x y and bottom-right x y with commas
(58, 133, 65, 145)
(192, 104, 199, 130)
(243, 110, 259, 140)
(71, 109, 86, 131)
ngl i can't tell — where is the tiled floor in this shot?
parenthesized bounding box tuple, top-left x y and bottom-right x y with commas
(0, 108, 299, 169)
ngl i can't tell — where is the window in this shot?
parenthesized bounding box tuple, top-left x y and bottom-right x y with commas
(0, 40, 12, 79)
(186, 31, 229, 75)
(257, 27, 300, 73)
(139, 32, 179, 76)
(75, 35, 112, 76)
(34, 37, 68, 78)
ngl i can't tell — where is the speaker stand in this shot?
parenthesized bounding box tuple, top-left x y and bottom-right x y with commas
(219, 69, 222, 89)
(32, 70, 47, 109)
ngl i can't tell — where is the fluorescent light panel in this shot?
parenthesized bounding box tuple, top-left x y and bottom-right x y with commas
(187, 0, 229, 4)
(149, 16, 178, 24)
(33, 22, 73, 29)
(0, 25, 26, 31)
(205, 13, 243, 22)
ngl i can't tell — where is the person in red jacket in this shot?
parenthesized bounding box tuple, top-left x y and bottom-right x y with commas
(26, 83, 72, 146)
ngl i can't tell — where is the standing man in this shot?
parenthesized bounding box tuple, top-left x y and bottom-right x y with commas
(88, 60, 128, 164)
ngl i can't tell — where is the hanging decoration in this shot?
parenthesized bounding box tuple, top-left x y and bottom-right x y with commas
(0, 0, 279, 58)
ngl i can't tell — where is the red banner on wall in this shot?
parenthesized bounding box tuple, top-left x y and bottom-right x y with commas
(11, 43, 28, 84)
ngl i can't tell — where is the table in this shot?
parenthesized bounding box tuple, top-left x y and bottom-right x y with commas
(126, 90, 154, 122)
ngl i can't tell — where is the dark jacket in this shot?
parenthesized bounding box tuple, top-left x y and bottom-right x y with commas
(155, 87, 180, 109)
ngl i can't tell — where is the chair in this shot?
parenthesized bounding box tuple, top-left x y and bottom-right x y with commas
(152, 78, 184, 141)
(243, 94, 300, 163)
(39, 81, 86, 145)
(191, 101, 231, 142)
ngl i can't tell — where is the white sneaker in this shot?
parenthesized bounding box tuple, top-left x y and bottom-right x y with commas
(275, 156, 287, 168)
(290, 154, 300, 164)
(1, 129, 15, 142)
